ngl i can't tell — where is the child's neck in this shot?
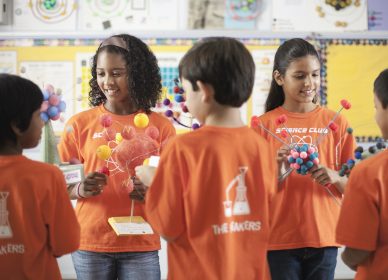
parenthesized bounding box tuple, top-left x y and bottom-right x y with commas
(0, 142, 22, 156)
(282, 102, 318, 113)
(104, 101, 138, 115)
(204, 107, 244, 127)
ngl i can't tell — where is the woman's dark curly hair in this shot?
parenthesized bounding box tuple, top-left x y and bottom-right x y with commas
(89, 34, 162, 113)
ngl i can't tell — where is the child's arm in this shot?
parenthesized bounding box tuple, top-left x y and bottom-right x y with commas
(341, 247, 371, 271)
(67, 172, 107, 199)
(310, 165, 347, 193)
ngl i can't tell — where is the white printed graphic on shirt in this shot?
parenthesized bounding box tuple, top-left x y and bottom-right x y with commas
(223, 167, 250, 217)
(0, 192, 12, 238)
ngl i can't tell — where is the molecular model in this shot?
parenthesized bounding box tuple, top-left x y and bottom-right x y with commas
(339, 139, 386, 177)
(95, 112, 161, 192)
(40, 83, 66, 123)
(162, 78, 200, 130)
(251, 99, 352, 177)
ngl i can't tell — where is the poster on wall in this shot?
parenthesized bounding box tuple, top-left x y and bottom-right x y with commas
(224, 0, 272, 30)
(368, 0, 388, 30)
(19, 61, 74, 133)
(250, 48, 276, 117)
(0, 51, 17, 74)
(75, 52, 95, 113)
(78, 0, 178, 30)
(11, 0, 78, 31)
(272, 0, 368, 32)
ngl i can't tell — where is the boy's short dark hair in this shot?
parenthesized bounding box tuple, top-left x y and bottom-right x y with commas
(179, 37, 255, 107)
(374, 69, 388, 109)
(0, 74, 43, 145)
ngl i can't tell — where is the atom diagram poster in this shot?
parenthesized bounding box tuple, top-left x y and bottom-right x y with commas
(78, 0, 178, 31)
(12, 0, 78, 31)
(272, 0, 367, 32)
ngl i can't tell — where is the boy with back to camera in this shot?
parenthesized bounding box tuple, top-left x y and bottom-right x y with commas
(0, 74, 80, 279)
(336, 69, 388, 280)
(135, 37, 277, 280)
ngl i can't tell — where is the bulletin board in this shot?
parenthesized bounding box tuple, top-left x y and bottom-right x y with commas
(325, 43, 388, 140)
(0, 39, 279, 134)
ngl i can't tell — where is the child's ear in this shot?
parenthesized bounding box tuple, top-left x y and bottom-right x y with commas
(10, 121, 23, 137)
(273, 70, 284, 86)
(196, 81, 214, 103)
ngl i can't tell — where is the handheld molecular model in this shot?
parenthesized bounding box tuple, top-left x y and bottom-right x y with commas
(95, 112, 161, 192)
(251, 99, 351, 176)
(162, 78, 200, 130)
(40, 83, 66, 123)
(339, 139, 386, 177)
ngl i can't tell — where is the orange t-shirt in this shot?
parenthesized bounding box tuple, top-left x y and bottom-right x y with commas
(253, 106, 356, 250)
(336, 149, 388, 280)
(146, 125, 277, 280)
(0, 155, 80, 280)
(58, 105, 176, 252)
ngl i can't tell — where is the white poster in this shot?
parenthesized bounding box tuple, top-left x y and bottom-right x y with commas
(19, 61, 74, 133)
(0, 51, 17, 74)
(251, 49, 276, 117)
(78, 0, 178, 30)
(272, 0, 367, 32)
(12, 0, 77, 31)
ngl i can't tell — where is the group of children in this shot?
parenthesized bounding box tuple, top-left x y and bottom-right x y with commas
(0, 33, 386, 280)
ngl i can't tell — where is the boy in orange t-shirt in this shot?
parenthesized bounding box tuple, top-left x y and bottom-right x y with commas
(136, 37, 277, 280)
(0, 74, 80, 280)
(336, 69, 388, 280)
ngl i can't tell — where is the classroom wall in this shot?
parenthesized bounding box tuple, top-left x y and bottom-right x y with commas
(3, 0, 388, 279)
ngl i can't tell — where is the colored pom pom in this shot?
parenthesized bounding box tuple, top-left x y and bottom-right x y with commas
(182, 105, 189, 113)
(100, 114, 113, 128)
(280, 130, 288, 138)
(174, 95, 185, 103)
(300, 151, 308, 159)
(97, 166, 110, 176)
(104, 127, 116, 141)
(163, 98, 171, 106)
(250, 116, 260, 127)
(313, 158, 320, 165)
(165, 110, 173, 117)
(275, 114, 287, 126)
(328, 122, 339, 132)
(354, 151, 362, 159)
(121, 125, 136, 140)
(192, 123, 200, 130)
(346, 127, 353, 134)
(47, 106, 59, 118)
(48, 94, 60, 106)
(340, 99, 351, 110)
(173, 86, 180, 93)
(145, 126, 160, 140)
(58, 101, 66, 112)
(40, 112, 49, 122)
(116, 133, 123, 143)
(143, 158, 150, 166)
(134, 113, 149, 128)
(96, 145, 112, 160)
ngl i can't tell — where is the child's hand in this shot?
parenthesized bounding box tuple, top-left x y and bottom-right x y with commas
(135, 166, 157, 187)
(309, 165, 339, 186)
(129, 177, 148, 202)
(277, 145, 291, 178)
(79, 171, 107, 198)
